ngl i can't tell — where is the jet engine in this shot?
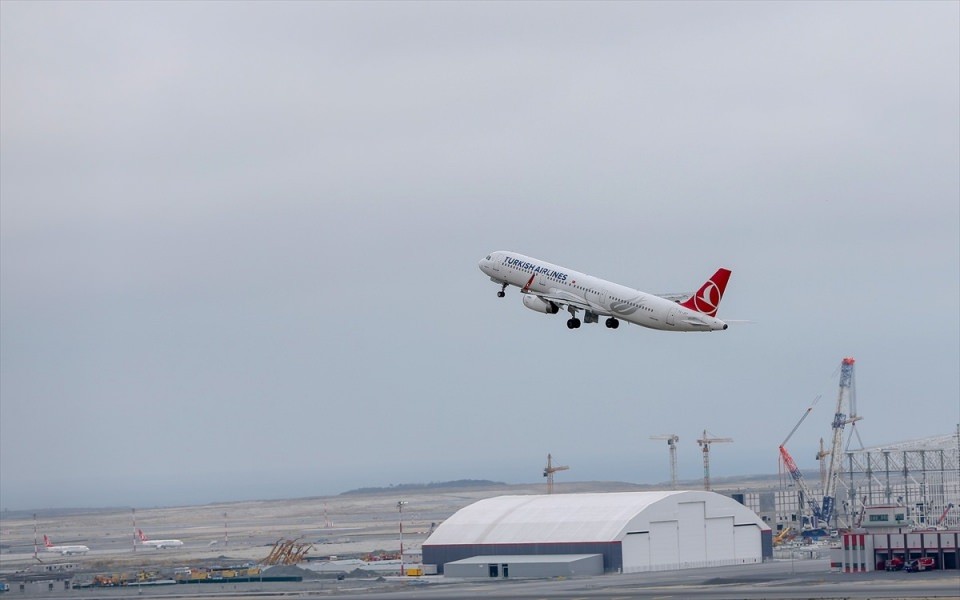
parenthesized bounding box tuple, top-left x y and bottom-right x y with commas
(522, 294, 559, 314)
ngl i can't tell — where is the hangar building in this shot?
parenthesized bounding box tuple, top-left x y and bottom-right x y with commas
(423, 491, 772, 575)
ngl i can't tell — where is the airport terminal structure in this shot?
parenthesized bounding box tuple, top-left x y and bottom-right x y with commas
(422, 491, 772, 575)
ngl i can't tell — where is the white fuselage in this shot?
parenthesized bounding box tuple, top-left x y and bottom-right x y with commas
(46, 544, 89, 555)
(479, 251, 728, 331)
(141, 539, 183, 549)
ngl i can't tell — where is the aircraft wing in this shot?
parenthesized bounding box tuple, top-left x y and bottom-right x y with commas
(655, 291, 692, 303)
(539, 290, 608, 315)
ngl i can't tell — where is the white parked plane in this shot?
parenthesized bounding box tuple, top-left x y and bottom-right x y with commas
(43, 535, 89, 555)
(479, 251, 731, 331)
(137, 529, 183, 549)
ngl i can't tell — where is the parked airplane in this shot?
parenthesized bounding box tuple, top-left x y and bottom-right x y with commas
(43, 535, 89, 555)
(137, 529, 183, 549)
(479, 251, 731, 331)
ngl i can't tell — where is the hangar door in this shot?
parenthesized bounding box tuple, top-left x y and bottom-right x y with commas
(678, 502, 707, 565)
(649, 521, 679, 567)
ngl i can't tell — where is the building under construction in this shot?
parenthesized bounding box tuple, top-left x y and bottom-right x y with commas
(698, 356, 959, 539)
(840, 431, 959, 529)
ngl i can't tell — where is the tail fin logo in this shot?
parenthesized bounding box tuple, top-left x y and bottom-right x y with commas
(680, 268, 731, 318)
(693, 280, 721, 314)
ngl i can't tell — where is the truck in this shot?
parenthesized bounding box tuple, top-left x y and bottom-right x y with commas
(905, 557, 936, 572)
(883, 557, 904, 571)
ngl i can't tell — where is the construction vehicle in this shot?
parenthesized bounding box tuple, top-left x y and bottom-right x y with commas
(820, 358, 860, 526)
(778, 395, 826, 530)
(773, 527, 793, 545)
(779, 445, 825, 527)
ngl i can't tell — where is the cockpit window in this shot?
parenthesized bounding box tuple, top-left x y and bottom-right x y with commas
(485, 255, 492, 260)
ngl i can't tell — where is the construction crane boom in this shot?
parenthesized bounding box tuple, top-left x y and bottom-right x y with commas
(650, 434, 680, 489)
(781, 396, 822, 447)
(696, 430, 733, 491)
(822, 357, 859, 526)
(543, 453, 569, 495)
(779, 445, 824, 524)
(778, 395, 824, 528)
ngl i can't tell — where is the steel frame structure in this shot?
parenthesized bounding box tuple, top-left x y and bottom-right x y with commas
(838, 431, 960, 529)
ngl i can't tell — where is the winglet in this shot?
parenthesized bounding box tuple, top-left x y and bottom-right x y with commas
(679, 268, 731, 317)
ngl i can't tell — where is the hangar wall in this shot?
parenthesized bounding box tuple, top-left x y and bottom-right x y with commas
(424, 542, 621, 574)
(619, 496, 767, 573)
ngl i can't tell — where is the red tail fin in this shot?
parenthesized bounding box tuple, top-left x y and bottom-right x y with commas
(43, 535, 52, 547)
(137, 529, 147, 541)
(679, 268, 731, 317)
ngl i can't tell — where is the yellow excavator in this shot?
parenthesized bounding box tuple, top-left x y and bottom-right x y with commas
(774, 527, 793, 545)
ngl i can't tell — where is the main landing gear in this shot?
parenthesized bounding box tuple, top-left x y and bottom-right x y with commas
(566, 306, 581, 329)
(497, 283, 507, 298)
(605, 317, 620, 329)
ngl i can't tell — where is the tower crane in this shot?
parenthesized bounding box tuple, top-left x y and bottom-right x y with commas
(821, 357, 860, 526)
(650, 434, 680, 489)
(696, 430, 732, 491)
(543, 453, 569, 494)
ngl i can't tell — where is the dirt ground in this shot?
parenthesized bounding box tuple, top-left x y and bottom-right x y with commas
(0, 480, 671, 574)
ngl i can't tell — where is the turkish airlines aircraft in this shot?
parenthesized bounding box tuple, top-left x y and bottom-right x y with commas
(479, 251, 731, 331)
(43, 535, 89, 555)
(137, 529, 183, 549)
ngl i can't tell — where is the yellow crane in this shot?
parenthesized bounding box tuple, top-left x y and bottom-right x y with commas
(543, 453, 569, 494)
(696, 430, 733, 491)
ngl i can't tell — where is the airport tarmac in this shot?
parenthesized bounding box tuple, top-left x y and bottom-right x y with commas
(1, 561, 959, 599)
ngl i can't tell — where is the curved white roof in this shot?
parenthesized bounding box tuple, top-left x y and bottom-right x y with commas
(425, 491, 768, 545)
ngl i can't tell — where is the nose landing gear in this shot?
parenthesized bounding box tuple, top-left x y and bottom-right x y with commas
(497, 283, 507, 298)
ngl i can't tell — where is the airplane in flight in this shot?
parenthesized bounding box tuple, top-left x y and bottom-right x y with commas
(43, 535, 89, 555)
(479, 251, 731, 331)
(137, 529, 184, 549)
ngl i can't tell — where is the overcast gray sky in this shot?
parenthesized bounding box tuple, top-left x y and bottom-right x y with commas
(1, 1, 957, 510)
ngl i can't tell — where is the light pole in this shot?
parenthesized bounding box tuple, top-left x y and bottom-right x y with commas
(397, 501, 407, 577)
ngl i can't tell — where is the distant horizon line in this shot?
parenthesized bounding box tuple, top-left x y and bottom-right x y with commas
(0, 471, 793, 515)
